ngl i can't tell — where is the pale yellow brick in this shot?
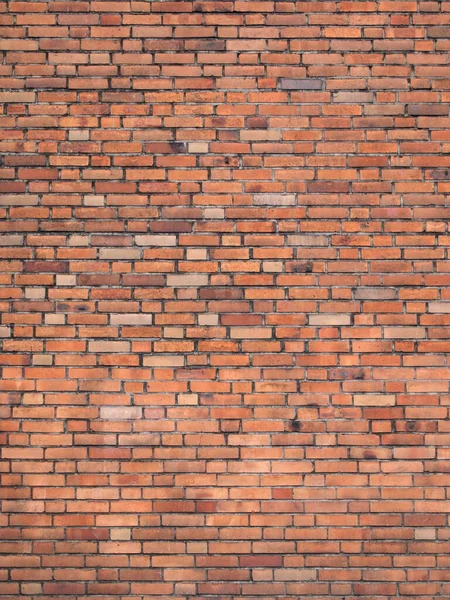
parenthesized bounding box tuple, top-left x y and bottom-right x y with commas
(83, 195, 104, 206)
(0, 235, 24, 246)
(163, 327, 184, 338)
(100, 407, 142, 420)
(204, 208, 225, 219)
(69, 130, 89, 141)
(199, 314, 218, 326)
(111, 528, 131, 541)
(143, 356, 185, 366)
(354, 395, 396, 406)
(0, 92, 36, 103)
(230, 327, 272, 339)
(45, 314, 65, 325)
(178, 394, 198, 405)
(429, 302, 450, 313)
(68, 235, 89, 246)
(135, 235, 176, 246)
(254, 194, 296, 206)
(263, 261, 283, 272)
(89, 341, 131, 353)
(22, 393, 43, 405)
(188, 143, 208, 153)
(274, 569, 316, 581)
(187, 249, 207, 260)
(240, 130, 280, 141)
(309, 315, 351, 326)
(0, 195, 38, 206)
(33, 355, 52, 366)
(415, 528, 436, 540)
(25, 288, 45, 300)
(99, 249, 141, 260)
(384, 327, 426, 339)
(111, 314, 153, 325)
(56, 275, 77, 286)
(288, 235, 329, 246)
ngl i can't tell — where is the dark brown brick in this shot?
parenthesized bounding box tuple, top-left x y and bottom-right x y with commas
(24, 261, 68, 273)
(428, 26, 450, 37)
(407, 104, 449, 116)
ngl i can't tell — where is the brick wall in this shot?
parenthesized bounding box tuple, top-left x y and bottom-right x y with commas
(2, 0, 450, 598)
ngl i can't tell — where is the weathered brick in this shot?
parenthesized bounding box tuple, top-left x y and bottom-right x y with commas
(253, 194, 296, 206)
(354, 395, 396, 406)
(100, 407, 142, 420)
(166, 275, 209, 287)
(135, 235, 177, 247)
(429, 303, 450, 313)
(88, 341, 131, 353)
(288, 235, 329, 246)
(0, 235, 24, 246)
(354, 288, 396, 300)
(407, 104, 449, 116)
(384, 327, 426, 338)
(279, 78, 323, 90)
(309, 315, 351, 326)
(0, 92, 36, 103)
(0, 195, 39, 206)
(428, 27, 450, 37)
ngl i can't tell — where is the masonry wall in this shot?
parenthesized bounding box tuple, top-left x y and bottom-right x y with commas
(2, 0, 450, 598)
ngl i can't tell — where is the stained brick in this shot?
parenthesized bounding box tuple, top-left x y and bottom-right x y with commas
(279, 78, 323, 90)
(288, 235, 329, 246)
(0, 92, 36, 103)
(428, 27, 450, 37)
(429, 303, 450, 313)
(407, 104, 449, 116)
(253, 194, 296, 206)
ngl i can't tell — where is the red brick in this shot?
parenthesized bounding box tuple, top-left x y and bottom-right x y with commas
(0, 2, 449, 597)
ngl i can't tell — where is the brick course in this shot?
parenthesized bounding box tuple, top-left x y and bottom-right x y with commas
(2, 0, 450, 598)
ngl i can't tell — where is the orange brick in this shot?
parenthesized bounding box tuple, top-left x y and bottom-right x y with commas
(1, 1, 449, 596)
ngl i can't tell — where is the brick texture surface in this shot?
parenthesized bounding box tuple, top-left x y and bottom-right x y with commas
(2, 1, 450, 598)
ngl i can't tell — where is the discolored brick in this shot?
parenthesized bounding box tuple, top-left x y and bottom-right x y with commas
(279, 78, 323, 90)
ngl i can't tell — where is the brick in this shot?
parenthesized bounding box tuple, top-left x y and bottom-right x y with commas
(135, 235, 177, 246)
(408, 104, 449, 116)
(1, 1, 450, 597)
(100, 407, 142, 420)
(333, 91, 373, 103)
(0, 92, 36, 103)
(253, 194, 296, 206)
(354, 288, 396, 300)
(230, 328, 272, 339)
(429, 303, 450, 313)
(384, 327, 426, 338)
(287, 235, 329, 246)
(188, 143, 209, 153)
(0, 235, 24, 246)
(280, 78, 323, 90)
(166, 275, 209, 287)
(353, 395, 396, 406)
(429, 170, 450, 180)
(309, 315, 351, 326)
(110, 314, 153, 325)
(88, 341, 131, 353)
(0, 195, 39, 206)
(429, 27, 450, 37)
